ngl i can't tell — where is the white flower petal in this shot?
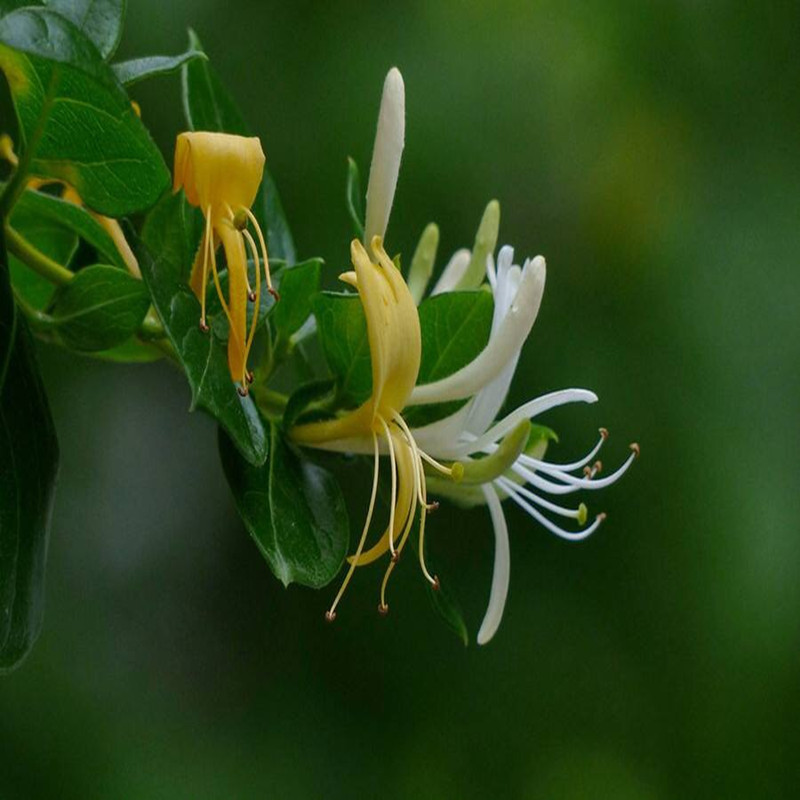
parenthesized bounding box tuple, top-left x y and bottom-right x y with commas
(430, 248, 471, 295)
(364, 67, 405, 251)
(410, 256, 546, 405)
(465, 388, 598, 455)
(477, 483, 510, 645)
(410, 403, 472, 459)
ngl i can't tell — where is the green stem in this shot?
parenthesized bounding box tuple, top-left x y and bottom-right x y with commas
(5, 224, 73, 285)
(12, 288, 55, 332)
(253, 386, 289, 418)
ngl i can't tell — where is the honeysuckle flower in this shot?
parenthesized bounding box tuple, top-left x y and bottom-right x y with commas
(173, 131, 275, 393)
(290, 236, 461, 619)
(290, 67, 461, 619)
(411, 245, 639, 644)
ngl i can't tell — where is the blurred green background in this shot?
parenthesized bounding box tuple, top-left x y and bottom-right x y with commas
(2, 1, 799, 797)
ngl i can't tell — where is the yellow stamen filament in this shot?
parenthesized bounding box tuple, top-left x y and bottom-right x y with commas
(378, 416, 398, 557)
(241, 206, 275, 295)
(415, 456, 437, 586)
(242, 228, 261, 357)
(326, 431, 380, 621)
(199, 206, 213, 329)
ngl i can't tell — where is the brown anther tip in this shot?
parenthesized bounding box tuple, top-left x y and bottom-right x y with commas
(599, 427, 609, 439)
(432, 576, 441, 592)
(324, 610, 337, 623)
(237, 385, 249, 398)
(391, 550, 400, 564)
(248, 290, 257, 302)
(630, 442, 641, 458)
(597, 512, 607, 523)
(268, 287, 280, 301)
(378, 603, 389, 617)
(246, 370, 255, 384)
(199, 319, 210, 333)
(428, 501, 440, 513)
(583, 466, 593, 478)
(593, 460, 603, 474)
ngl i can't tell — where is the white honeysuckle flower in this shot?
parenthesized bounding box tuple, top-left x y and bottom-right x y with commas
(409, 251, 546, 406)
(364, 67, 405, 254)
(411, 246, 638, 645)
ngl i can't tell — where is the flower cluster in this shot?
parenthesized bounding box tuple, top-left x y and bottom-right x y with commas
(175, 67, 637, 643)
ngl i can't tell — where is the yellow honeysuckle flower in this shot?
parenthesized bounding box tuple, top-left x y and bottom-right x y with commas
(291, 235, 462, 620)
(173, 131, 275, 393)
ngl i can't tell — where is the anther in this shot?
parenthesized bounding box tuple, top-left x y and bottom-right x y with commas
(232, 209, 249, 231)
(432, 576, 441, 592)
(599, 427, 609, 439)
(248, 290, 257, 302)
(391, 550, 400, 564)
(237, 385, 249, 397)
(324, 609, 337, 623)
(629, 442, 641, 458)
(378, 603, 389, 616)
(596, 512, 607, 523)
(593, 460, 603, 474)
(427, 500, 440, 513)
(246, 371, 255, 384)
(583, 465, 593, 478)
(268, 287, 280, 302)
(199, 319, 210, 333)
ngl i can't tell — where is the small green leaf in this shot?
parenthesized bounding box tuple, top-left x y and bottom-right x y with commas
(139, 190, 268, 466)
(181, 29, 296, 263)
(0, 227, 59, 673)
(43, 0, 126, 60)
(345, 156, 364, 240)
(219, 423, 349, 589)
(0, 8, 169, 216)
(9, 198, 78, 309)
(271, 258, 321, 340)
(50, 264, 150, 351)
(405, 290, 494, 427)
(426, 558, 469, 647)
(113, 48, 206, 87)
(281, 378, 337, 429)
(312, 291, 372, 406)
(15, 188, 128, 270)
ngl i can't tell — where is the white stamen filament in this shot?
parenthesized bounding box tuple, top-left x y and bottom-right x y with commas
(497, 477, 605, 542)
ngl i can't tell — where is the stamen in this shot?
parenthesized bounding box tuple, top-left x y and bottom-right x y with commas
(498, 477, 607, 542)
(378, 417, 398, 558)
(326, 431, 381, 620)
(415, 456, 438, 587)
(500, 479, 587, 520)
(242, 228, 262, 359)
(241, 207, 275, 295)
(199, 206, 213, 331)
(517, 448, 637, 491)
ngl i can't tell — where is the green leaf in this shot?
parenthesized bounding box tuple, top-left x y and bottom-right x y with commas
(219, 423, 349, 589)
(49, 264, 150, 351)
(139, 190, 269, 466)
(424, 542, 468, 646)
(345, 156, 364, 240)
(43, 0, 126, 60)
(0, 8, 169, 216)
(0, 222, 17, 392)
(404, 290, 494, 427)
(281, 378, 337, 429)
(16, 188, 127, 269)
(0, 227, 59, 673)
(271, 258, 321, 341)
(9, 197, 78, 309)
(181, 29, 296, 263)
(312, 291, 372, 406)
(112, 48, 206, 87)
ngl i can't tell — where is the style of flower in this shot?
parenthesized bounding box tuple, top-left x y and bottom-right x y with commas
(290, 68, 462, 620)
(410, 241, 639, 644)
(173, 131, 275, 393)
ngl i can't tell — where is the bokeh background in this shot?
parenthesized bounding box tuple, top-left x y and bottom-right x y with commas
(2, 1, 799, 797)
